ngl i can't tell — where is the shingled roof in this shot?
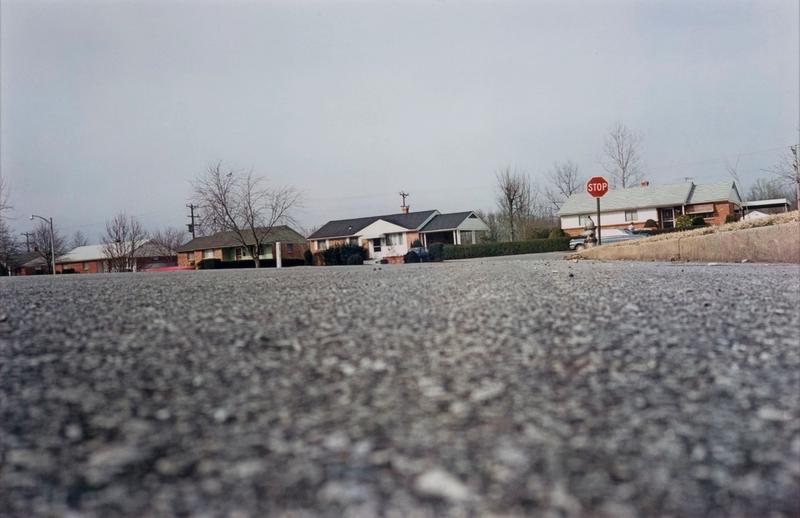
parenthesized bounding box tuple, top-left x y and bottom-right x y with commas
(559, 182, 691, 216)
(687, 181, 742, 205)
(420, 212, 475, 232)
(308, 210, 438, 240)
(559, 181, 745, 216)
(176, 226, 306, 253)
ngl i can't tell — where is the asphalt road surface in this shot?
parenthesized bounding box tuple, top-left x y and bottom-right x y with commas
(1, 257, 799, 517)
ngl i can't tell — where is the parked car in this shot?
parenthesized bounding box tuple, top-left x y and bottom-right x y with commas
(404, 247, 430, 263)
(569, 228, 648, 251)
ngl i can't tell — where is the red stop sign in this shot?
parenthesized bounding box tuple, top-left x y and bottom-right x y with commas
(587, 176, 609, 198)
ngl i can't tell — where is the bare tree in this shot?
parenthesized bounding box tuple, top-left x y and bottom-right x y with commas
(765, 145, 799, 208)
(474, 210, 501, 242)
(495, 167, 533, 242)
(69, 230, 89, 249)
(748, 178, 794, 203)
(0, 175, 16, 274)
(193, 163, 302, 267)
(103, 213, 148, 272)
(544, 160, 583, 211)
(0, 220, 17, 275)
(0, 175, 10, 215)
(601, 122, 644, 188)
(30, 221, 67, 271)
(725, 154, 749, 214)
(150, 227, 188, 255)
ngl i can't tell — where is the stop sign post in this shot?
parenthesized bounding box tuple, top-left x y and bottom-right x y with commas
(586, 176, 609, 245)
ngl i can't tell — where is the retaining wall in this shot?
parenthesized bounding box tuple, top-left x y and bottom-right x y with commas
(575, 221, 800, 263)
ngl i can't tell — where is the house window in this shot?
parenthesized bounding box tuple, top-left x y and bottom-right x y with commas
(386, 233, 402, 246)
(625, 210, 638, 222)
(203, 249, 214, 259)
(318, 240, 328, 251)
(348, 237, 358, 246)
(286, 243, 294, 254)
(578, 215, 592, 226)
(83, 262, 89, 272)
(459, 230, 474, 245)
(188, 252, 194, 261)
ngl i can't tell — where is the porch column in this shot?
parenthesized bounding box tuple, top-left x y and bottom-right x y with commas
(276, 241, 282, 268)
(454, 230, 460, 245)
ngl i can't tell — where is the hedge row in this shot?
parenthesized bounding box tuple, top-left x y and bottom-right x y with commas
(314, 244, 368, 266)
(198, 258, 305, 269)
(442, 237, 572, 260)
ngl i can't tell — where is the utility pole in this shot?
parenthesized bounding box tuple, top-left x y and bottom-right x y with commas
(186, 204, 197, 239)
(30, 214, 55, 276)
(20, 232, 33, 252)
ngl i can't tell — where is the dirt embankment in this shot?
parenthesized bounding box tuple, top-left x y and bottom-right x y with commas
(574, 211, 800, 263)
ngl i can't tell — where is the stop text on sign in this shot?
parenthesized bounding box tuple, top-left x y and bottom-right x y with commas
(586, 176, 609, 198)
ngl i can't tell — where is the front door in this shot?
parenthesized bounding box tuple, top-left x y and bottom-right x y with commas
(372, 238, 382, 258)
(661, 208, 675, 229)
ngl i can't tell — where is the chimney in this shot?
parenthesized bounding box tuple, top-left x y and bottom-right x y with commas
(399, 191, 410, 214)
(641, 180, 650, 187)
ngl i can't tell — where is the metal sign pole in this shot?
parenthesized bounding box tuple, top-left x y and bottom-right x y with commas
(596, 198, 601, 245)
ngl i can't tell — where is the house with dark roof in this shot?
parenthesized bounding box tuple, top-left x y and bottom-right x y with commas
(558, 181, 743, 236)
(175, 225, 308, 268)
(10, 251, 49, 276)
(308, 208, 489, 263)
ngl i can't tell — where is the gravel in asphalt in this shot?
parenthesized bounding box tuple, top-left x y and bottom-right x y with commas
(1, 257, 799, 517)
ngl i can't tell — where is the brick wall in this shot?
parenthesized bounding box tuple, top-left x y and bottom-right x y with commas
(278, 242, 309, 260)
(56, 260, 104, 274)
(177, 252, 194, 267)
(704, 202, 736, 226)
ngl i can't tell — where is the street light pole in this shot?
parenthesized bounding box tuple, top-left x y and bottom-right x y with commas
(30, 214, 56, 276)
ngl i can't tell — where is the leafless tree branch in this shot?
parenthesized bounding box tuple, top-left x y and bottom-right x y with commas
(102, 213, 147, 272)
(544, 160, 583, 211)
(192, 163, 302, 267)
(764, 145, 799, 208)
(149, 227, 188, 255)
(601, 122, 644, 189)
(69, 230, 89, 250)
(31, 221, 67, 270)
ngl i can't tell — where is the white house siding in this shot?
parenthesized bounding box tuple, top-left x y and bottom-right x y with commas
(355, 219, 411, 259)
(457, 216, 491, 232)
(561, 208, 659, 230)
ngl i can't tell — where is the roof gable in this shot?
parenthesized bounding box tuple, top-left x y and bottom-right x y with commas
(687, 181, 742, 205)
(356, 219, 413, 239)
(420, 212, 475, 232)
(308, 210, 439, 240)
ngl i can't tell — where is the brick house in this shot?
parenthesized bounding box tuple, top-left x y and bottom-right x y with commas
(559, 181, 743, 236)
(176, 226, 308, 268)
(308, 208, 490, 263)
(11, 252, 49, 275)
(55, 242, 177, 273)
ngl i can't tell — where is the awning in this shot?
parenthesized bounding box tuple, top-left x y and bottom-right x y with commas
(685, 203, 714, 215)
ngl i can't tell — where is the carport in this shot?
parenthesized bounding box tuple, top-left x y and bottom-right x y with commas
(419, 211, 489, 247)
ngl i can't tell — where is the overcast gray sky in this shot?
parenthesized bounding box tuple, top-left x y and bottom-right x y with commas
(1, 0, 798, 240)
